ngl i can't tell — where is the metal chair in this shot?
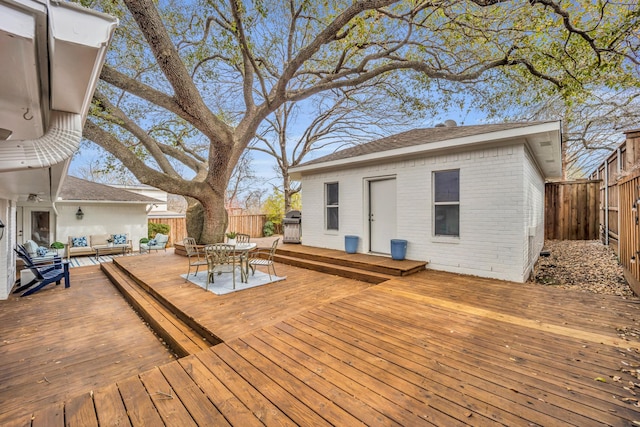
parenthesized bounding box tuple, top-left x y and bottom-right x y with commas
(236, 233, 250, 244)
(248, 238, 279, 280)
(183, 237, 207, 280)
(204, 244, 245, 290)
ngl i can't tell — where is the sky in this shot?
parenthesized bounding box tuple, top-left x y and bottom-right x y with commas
(68, 108, 483, 193)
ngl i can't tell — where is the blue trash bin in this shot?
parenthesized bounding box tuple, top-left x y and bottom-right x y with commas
(345, 235, 359, 254)
(390, 239, 407, 260)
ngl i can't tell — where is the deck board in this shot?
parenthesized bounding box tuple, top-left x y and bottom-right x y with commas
(2, 249, 640, 425)
(159, 361, 231, 426)
(139, 366, 198, 427)
(113, 251, 374, 342)
(276, 243, 426, 276)
(93, 383, 132, 427)
(0, 265, 173, 423)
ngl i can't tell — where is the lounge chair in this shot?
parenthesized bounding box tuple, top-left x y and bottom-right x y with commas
(140, 233, 169, 253)
(14, 247, 70, 296)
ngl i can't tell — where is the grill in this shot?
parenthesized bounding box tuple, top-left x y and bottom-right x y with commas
(282, 210, 302, 243)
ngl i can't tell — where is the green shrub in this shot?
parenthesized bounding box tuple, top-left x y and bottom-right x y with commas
(139, 238, 149, 244)
(148, 222, 170, 238)
(263, 221, 275, 237)
(50, 241, 64, 249)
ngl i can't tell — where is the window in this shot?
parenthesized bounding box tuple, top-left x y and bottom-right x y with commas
(434, 170, 459, 236)
(325, 182, 339, 230)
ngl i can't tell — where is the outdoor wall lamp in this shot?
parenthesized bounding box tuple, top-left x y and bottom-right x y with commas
(76, 207, 84, 220)
(0, 219, 4, 240)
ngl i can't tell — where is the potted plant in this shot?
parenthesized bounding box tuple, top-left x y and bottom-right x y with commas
(106, 237, 114, 247)
(226, 231, 237, 245)
(50, 241, 65, 257)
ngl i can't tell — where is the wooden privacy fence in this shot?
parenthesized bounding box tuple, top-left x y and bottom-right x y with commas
(589, 128, 640, 295)
(149, 214, 267, 243)
(544, 180, 600, 240)
(618, 171, 640, 294)
(227, 214, 266, 238)
(148, 217, 187, 247)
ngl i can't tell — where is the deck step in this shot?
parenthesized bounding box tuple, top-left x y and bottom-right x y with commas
(275, 246, 427, 277)
(271, 253, 394, 284)
(101, 263, 214, 357)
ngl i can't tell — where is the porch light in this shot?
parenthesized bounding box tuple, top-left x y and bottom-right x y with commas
(0, 219, 4, 240)
(76, 207, 84, 220)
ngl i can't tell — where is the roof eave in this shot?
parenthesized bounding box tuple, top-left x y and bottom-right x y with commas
(290, 121, 562, 180)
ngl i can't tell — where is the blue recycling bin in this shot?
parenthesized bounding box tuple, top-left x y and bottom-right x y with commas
(345, 235, 359, 254)
(390, 239, 407, 260)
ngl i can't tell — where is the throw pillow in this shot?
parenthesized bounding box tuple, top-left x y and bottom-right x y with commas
(112, 234, 127, 245)
(36, 246, 48, 257)
(24, 240, 38, 256)
(72, 236, 88, 247)
(148, 239, 157, 246)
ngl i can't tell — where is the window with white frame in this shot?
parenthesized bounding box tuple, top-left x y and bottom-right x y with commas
(433, 169, 459, 236)
(325, 182, 339, 230)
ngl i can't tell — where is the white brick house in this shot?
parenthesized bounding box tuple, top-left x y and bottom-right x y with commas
(289, 121, 562, 283)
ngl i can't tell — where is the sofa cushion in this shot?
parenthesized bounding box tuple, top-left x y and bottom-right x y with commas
(36, 246, 48, 257)
(72, 236, 88, 247)
(90, 234, 111, 246)
(24, 240, 39, 256)
(148, 239, 157, 246)
(112, 234, 127, 245)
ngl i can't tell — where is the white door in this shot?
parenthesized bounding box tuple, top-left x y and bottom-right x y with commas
(369, 178, 396, 254)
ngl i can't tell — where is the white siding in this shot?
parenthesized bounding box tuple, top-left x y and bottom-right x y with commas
(522, 147, 546, 281)
(300, 142, 538, 282)
(56, 203, 149, 251)
(0, 199, 15, 300)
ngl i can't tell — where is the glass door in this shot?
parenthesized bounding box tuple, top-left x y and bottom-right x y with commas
(30, 210, 51, 246)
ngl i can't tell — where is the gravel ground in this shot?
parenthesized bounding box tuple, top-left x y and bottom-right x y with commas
(529, 240, 637, 299)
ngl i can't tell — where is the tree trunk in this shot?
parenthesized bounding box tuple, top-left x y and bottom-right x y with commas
(283, 174, 293, 213)
(185, 197, 204, 242)
(201, 197, 228, 244)
(186, 192, 228, 244)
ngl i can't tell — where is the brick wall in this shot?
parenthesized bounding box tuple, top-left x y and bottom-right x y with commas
(300, 142, 540, 282)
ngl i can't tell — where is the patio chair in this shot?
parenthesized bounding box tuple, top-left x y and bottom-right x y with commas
(14, 247, 70, 297)
(183, 237, 207, 280)
(204, 243, 245, 290)
(140, 233, 169, 253)
(236, 233, 250, 244)
(230, 233, 251, 270)
(248, 238, 279, 280)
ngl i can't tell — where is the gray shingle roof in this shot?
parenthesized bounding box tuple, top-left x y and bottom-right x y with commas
(59, 176, 161, 203)
(299, 121, 553, 167)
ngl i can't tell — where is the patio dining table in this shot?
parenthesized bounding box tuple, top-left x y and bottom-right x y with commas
(228, 242, 257, 282)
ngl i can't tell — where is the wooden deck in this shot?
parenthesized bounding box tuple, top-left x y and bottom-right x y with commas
(2, 250, 640, 425)
(111, 250, 375, 343)
(0, 265, 173, 423)
(275, 243, 427, 277)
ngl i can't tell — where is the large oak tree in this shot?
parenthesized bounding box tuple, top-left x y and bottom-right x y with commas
(82, 0, 639, 243)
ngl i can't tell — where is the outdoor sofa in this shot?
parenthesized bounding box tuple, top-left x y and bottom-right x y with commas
(67, 234, 132, 260)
